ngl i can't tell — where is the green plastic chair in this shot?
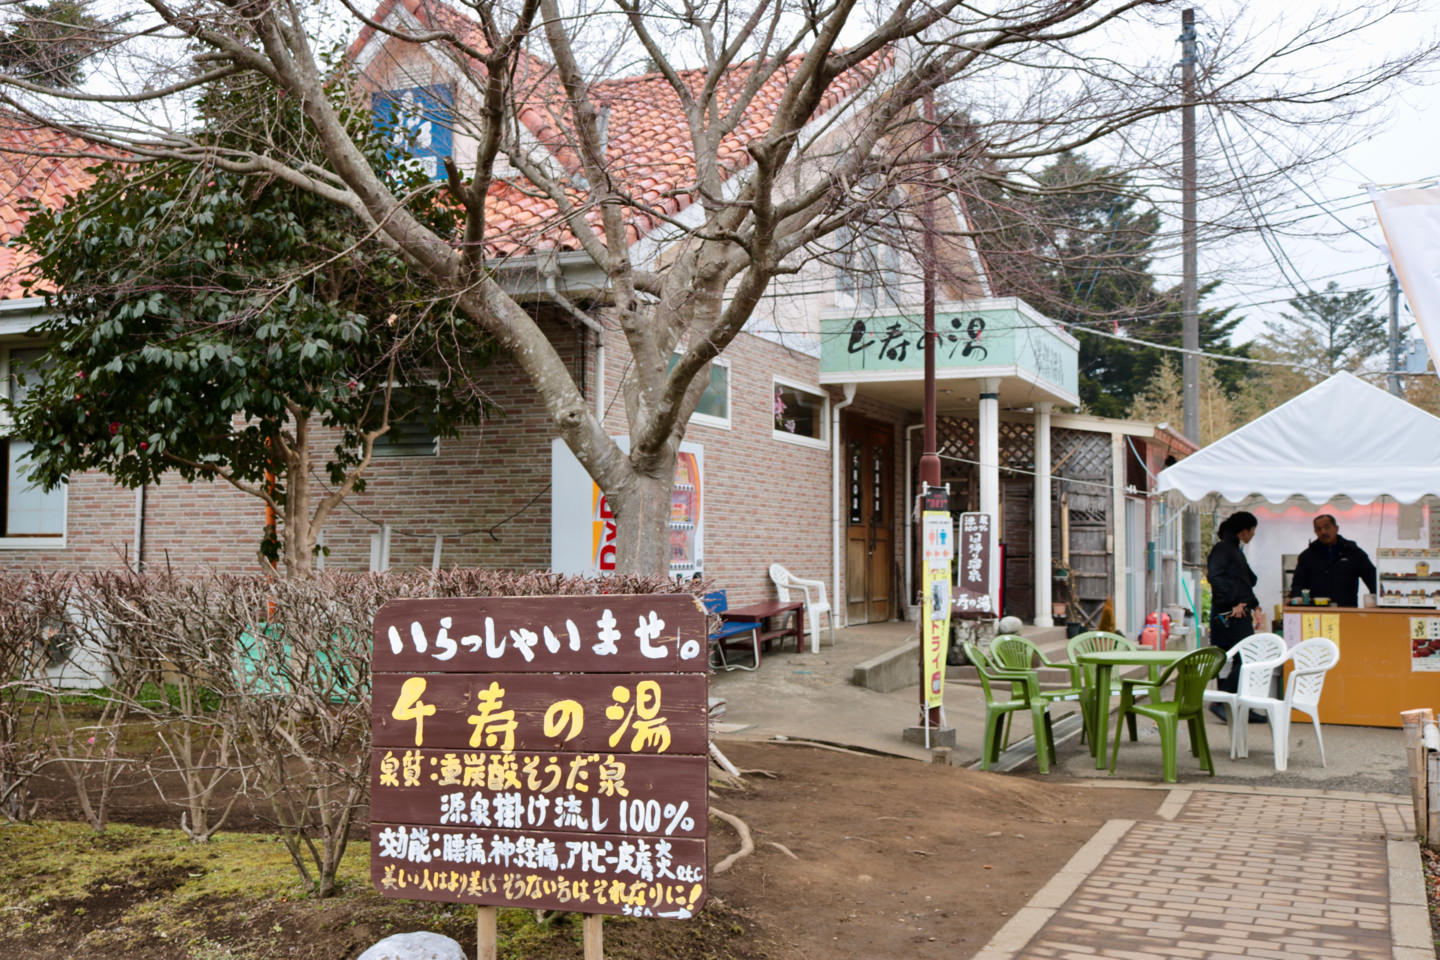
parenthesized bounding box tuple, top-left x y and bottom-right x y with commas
(963, 640, 1055, 774)
(1066, 631, 1143, 747)
(987, 634, 1084, 750)
(1108, 646, 1226, 783)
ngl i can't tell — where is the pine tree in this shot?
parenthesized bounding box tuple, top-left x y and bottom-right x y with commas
(0, 1, 109, 87)
(1258, 281, 1388, 376)
(968, 151, 1250, 417)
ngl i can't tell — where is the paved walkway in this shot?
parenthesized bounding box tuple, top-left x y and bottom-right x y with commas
(974, 784, 1429, 960)
(710, 621, 1433, 957)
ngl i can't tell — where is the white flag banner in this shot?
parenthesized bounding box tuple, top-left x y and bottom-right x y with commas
(1371, 186, 1440, 378)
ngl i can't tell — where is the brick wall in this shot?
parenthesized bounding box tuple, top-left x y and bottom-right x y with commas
(0, 317, 903, 621)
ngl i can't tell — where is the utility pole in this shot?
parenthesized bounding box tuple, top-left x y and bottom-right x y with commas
(1389, 267, 1403, 397)
(920, 91, 941, 493)
(903, 92, 955, 750)
(1180, 8, 1200, 566)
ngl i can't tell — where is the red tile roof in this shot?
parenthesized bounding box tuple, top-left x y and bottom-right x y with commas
(0, 3, 888, 299)
(352, 0, 889, 257)
(0, 120, 104, 300)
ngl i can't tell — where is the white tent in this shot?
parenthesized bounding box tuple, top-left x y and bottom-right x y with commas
(1158, 372, 1440, 613)
(1158, 371, 1440, 509)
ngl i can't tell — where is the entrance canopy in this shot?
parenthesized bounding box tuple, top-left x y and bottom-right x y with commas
(1158, 372, 1440, 508)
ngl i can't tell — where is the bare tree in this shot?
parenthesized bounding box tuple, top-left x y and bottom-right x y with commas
(2, 0, 1434, 574)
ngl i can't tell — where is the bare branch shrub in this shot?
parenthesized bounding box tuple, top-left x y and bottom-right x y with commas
(79, 573, 253, 842)
(0, 568, 706, 886)
(217, 573, 374, 897)
(0, 570, 71, 821)
(40, 569, 155, 833)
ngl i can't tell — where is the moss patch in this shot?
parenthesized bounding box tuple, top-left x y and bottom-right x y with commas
(0, 821, 759, 960)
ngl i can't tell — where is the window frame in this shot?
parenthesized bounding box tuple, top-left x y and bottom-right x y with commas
(369, 382, 442, 459)
(672, 354, 731, 431)
(0, 344, 66, 549)
(771, 376, 829, 450)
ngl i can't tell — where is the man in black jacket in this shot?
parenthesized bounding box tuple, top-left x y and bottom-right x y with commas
(1288, 514, 1377, 608)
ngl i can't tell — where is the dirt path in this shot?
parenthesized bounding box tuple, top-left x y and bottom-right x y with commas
(705, 742, 1162, 959)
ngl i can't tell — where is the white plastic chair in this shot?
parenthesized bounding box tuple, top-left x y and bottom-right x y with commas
(1236, 637, 1340, 772)
(768, 563, 835, 653)
(1201, 632, 1289, 760)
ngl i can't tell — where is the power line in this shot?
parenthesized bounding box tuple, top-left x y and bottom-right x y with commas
(1219, 109, 1382, 253)
(1205, 102, 1309, 298)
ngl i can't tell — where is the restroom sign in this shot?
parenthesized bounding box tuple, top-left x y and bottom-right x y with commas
(922, 513, 953, 564)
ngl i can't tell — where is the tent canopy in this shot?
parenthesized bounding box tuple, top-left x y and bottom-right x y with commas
(1157, 372, 1440, 508)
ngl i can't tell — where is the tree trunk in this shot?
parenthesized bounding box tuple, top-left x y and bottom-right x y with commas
(280, 414, 316, 578)
(609, 461, 677, 578)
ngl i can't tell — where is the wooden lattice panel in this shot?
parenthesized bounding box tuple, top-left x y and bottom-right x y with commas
(1051, 428, 1110, 483)
(937, 417, 1034, 471)
(1051, 428, 1113, 626)
(938, 416, 976, 460)
(998, 420, 1034, 472)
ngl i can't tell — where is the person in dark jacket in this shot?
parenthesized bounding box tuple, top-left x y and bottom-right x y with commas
(1207, 511, 1265, 720)
(1288, 514, 1377, 608)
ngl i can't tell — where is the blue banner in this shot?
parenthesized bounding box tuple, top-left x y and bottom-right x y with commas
(373, 83, 455, 181)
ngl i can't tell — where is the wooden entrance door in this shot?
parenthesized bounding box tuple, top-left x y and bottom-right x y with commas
(1002, 478, 1034, 621)
(845, 417, 894, 624)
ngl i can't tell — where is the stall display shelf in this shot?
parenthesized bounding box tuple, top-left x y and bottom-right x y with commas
(1378, 596, 1440, 608)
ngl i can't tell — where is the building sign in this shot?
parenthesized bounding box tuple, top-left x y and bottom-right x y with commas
(819, 303, 1079, 401)
(552, 439, 704, 577)
(370, 595, 709, 917)
(848, 443, 863, 524)
(955, 512, 993, 615)
(920, 489, 953, 709)
(373, 83, 455, 181)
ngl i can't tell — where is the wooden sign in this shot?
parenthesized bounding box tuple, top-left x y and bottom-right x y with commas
(955, 512, 994, 616)
(371, 594, 709, 919)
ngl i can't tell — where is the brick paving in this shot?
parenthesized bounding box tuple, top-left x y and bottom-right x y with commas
(997, 790, 1416, 960)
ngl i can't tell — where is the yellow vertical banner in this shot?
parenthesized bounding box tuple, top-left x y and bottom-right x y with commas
(1320, 614, 1340, 644)
(920, 508, 953, 709)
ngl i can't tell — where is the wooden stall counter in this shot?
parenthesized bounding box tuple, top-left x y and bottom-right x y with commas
(1281, 605, 1440, 728)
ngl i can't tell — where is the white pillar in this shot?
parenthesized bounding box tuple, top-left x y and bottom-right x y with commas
(978, 379, 1001, 615)
(1111, 433, 1127, 637)
(1033, 403, 1054, 627)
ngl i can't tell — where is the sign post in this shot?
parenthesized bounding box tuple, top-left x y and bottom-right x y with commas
(905, 486, 956, 748)
(370, 595, 710, 958)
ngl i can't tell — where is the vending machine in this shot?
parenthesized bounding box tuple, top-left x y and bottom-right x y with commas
(551, 438, 704, 577)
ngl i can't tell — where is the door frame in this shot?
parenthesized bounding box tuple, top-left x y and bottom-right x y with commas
(843, 414, 896, 624)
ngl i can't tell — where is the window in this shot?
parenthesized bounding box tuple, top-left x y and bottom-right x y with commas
(371, 387, 440, 458)
(833, 225, 904, 309)
(668, 355, 730, 429)
(2, 439, 65, 538)
(772, 378, 828, 449)
(0, 346, 64, 546)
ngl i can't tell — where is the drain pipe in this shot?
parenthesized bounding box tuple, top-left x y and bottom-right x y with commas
(131, 483, 145, 574)
(831, 383, 857, 628)
(904, 423, 924, 616)
(540, 249, 606, 421)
